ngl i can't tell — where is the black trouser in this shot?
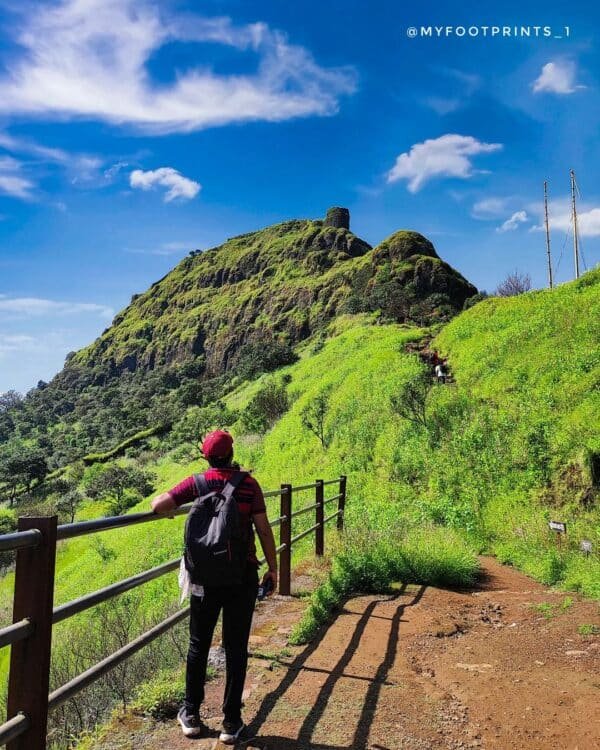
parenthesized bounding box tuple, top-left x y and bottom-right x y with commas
(185, 565, 258, 722)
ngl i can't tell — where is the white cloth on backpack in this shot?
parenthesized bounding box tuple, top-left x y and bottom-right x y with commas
(178, 556, 204, 602)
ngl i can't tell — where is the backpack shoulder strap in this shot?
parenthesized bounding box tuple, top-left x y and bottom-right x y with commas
(221, 470, 248, 501)
(192, 473, 211, 500)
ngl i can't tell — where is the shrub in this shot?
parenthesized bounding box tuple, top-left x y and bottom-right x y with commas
(240, 379, 289, 434)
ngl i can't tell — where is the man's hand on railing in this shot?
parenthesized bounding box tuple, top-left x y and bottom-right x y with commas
(151, 492, 177, 518)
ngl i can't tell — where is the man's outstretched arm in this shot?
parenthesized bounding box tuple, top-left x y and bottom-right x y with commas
(151, 492, 177, 514)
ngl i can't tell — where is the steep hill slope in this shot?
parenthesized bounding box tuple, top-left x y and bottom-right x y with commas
(73, 211, 475, 377)
(0, 208, 476, 469)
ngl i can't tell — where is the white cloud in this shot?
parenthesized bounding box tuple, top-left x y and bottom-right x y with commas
(0, 154, 36, 198)
(424, 97, 461, 115)
(0, 130, 104, 195)
(0, 297, 113, 319)
(125, 240, 196, 256)
(471, 197, 510, 219)
(0, 334, 37, 355)
(497, 210, 529, 232)
(130, 167, 200, 202)
(0, 0, 356, 134)
(528, 197, 600, 237)
(532, 60, 585, 95)
(386, 134, 502, 192)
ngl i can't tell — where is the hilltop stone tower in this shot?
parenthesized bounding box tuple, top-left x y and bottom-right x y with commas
(324, 206, 350, 230)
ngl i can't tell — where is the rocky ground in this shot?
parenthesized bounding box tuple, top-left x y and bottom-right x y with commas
(86, 558, 600, 750)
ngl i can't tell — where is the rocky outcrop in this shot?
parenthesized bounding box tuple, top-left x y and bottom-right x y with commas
(324, 206, 350, 230)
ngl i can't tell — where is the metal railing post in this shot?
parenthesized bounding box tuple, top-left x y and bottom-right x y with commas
(315, 480, 324, 556)
(337, 476, 347, 532)
(279, 484, 292, 595)
(7, 516, 58, 750)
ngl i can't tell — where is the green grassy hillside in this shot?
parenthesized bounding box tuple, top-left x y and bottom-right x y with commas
(1, 270, 598, 745)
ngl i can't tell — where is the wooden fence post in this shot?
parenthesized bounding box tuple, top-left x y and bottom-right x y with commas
(7, 516, 58, 750)
(279, 484, 292, 596)
(337, 476, 347, 532)
(315, 480, 324, 556)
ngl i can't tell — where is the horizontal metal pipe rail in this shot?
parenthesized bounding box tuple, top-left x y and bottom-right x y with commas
(0, 529, 41, 553)
(324, 509, 343, 524)
(0, 714, 29, 746)
(290, 522, 320, 546)
(56, 504, 192, 541)
(290, 502, 319, 519)
(0, 619, 33, 650)
(52, 558, 181, 625)
(48, 608, 190, 710)
(0, 474, 347, 749)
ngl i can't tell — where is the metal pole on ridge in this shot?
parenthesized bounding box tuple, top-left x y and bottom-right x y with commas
(337, 476, 347, 532)
(279, 484, 292, 595)
(315, 480, 324, 556)
(7, 516, 58, 750)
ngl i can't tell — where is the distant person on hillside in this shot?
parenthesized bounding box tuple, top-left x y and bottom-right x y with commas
(151, 430, 278, 744)
(435, 363, 447, 384)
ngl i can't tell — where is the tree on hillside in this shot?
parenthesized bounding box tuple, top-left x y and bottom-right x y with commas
(241, 379, 289, 434)
(0, 444, 49, 504)
(86, 464, 155, 516)
(56, 488, 84, 524)
(0, 390, 23, 412)
(390, 369, 431, 432)
(495, 270, 532, 297)
(301, 390, 331, 449)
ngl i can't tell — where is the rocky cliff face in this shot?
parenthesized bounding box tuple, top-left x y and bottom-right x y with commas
(70, 209, 477, 380)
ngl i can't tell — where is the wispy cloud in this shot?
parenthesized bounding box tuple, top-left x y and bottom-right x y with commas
(497, 210, 529, 232)
(386, 134, 502, 192)
(530, 198, 600, 237)
(129, 167, 201, 202)
(125, 241, 197, 256)
(0, 296, 113, 319)
(532, 60, 585, 95)
(0, 333, 37, 354)
(471, 197, 510, 219)
(0, 155, 36, 198)
(0, 0, 356, 134)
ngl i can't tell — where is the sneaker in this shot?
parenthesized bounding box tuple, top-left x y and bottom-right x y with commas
(177, 707, 204, 737)
(219, 718, 245, 744)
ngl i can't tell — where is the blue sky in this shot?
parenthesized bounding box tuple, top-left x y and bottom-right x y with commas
(0, 0, 598, 393)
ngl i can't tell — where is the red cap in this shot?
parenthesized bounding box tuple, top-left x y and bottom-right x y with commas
(201, 430, 234, 459)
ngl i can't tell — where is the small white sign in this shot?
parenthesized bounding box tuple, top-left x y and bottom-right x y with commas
(549, 521, 567, 533)
(580, 540, 593, 554)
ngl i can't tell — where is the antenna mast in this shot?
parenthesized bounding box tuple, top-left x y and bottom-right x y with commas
(570, 169, 580, 279)
(543, 180, 553, 289)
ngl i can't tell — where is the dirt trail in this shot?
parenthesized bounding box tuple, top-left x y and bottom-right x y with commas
(92, 558, 600, 750)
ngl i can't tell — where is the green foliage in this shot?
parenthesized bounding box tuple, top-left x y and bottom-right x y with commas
(86, 464, 155, 516)
(170, 403, 233, 447)
(240, 378, 289, 434)
(578, 623, 600, 636)
(130, 667, 186, 719)
(0, 509, 17, 569)
(300, 390, 331, 448)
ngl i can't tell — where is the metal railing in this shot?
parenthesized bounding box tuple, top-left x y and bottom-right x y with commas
(0, 474, 347, 749)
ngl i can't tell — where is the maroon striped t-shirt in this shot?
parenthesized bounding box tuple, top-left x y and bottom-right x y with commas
(168, 468, 266, 565)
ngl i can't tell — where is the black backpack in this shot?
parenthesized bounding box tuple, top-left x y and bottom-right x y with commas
(184, 471, 249, 586)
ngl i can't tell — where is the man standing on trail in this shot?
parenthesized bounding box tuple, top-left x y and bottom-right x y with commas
(151, 430, 278, 744)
